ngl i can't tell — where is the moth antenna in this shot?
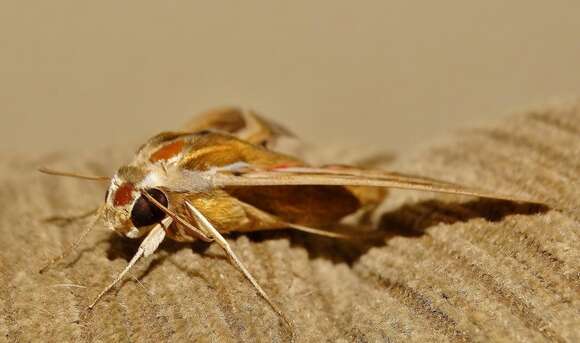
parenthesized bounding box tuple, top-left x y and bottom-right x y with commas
(40, 206, 104, 274)
(39, 167, 110, 182)
(184, 201, 295, 337)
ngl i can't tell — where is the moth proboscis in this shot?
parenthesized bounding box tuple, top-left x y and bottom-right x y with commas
(40, 107, 542, 335)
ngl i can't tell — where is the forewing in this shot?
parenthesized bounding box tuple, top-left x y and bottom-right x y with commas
(177, 132, 304, 171)
(138, 107, 302, 167)
(134, 126, 300, 169)
(213, 165, 540, 203)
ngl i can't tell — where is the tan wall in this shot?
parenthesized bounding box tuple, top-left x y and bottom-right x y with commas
(1, 1, 579, 155)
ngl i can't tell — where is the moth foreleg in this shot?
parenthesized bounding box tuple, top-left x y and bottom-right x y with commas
(184, 200, 294, 334)
(141, 190, 213, 243)
(285, 223, 354, 239)
(88, 217, 170, 309)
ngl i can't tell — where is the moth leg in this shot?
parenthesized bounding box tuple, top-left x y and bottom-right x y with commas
(285, 223, 354, 239)
(88, 217, 171, 309)
(40, 206, 104, 274)
(141, 190, 213, 243)
(184, 201, 294, 333)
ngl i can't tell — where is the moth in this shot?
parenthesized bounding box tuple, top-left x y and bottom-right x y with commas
(41, 107, 537, 331)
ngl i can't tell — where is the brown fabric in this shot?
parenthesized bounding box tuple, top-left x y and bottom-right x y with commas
(1, 102, 579, 342)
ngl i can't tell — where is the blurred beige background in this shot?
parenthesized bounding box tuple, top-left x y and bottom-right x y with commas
(1, 1, 579, 155)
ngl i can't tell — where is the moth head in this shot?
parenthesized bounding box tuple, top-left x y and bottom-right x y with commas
(104, 165, 169, 238)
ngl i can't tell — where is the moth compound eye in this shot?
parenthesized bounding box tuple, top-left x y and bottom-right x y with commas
(130, 188, 168, 228)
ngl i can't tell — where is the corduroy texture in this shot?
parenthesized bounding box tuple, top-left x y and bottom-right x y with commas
(1, 102, 579, 342)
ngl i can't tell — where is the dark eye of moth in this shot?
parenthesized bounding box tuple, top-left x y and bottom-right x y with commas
(130, 188, 168, 228)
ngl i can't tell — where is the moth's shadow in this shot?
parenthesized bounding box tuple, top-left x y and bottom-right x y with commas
(239, 198, 548, 266)
(105, 198, 548, 268)
(104, 235, 218, 284)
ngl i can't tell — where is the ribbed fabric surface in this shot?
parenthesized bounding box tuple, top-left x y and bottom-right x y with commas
(1, 102, 578, 342)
